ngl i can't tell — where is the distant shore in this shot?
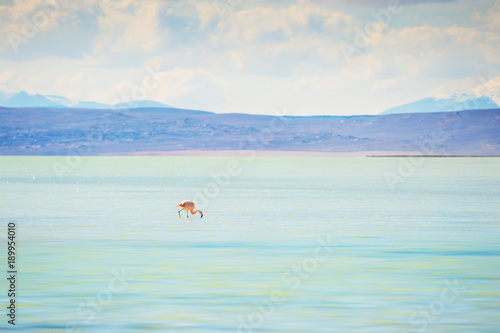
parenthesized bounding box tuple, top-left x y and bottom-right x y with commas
(368, 155, 500, 157)
(0, 151, 497, 157)
(96, 150, 500, 157)
(99, 150, 426, 157)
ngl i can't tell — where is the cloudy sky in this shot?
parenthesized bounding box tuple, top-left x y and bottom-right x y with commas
(0, 0, 499, 115)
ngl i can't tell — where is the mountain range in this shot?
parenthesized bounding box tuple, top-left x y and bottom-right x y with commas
(380, 94, 499, 115)
(0, 106, 498, 156)
(1, 89, 498, 115)
(0, 90, 169, 109)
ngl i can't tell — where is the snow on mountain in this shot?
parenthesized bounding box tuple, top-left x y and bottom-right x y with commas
(2, 91, 62, 108)
(380, 94, 499, 115)
(380, 77, 500, 115)
(464, 76, 500, 106)
(0, 90, 170, 109)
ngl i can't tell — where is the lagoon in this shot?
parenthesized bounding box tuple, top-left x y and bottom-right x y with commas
(0, 156, 499, 332)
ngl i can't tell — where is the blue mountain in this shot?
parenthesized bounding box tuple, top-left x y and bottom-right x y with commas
(0, 91, 170, 109)
(3, 91, 62, 108)
(380, 94, 498, 115)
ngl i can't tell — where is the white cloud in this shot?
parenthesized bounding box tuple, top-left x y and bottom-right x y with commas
(371, 77, 407, 93)
(94, 0, 164, 55)
(0, 0, 498, 115)
(213, 3, 353, 44)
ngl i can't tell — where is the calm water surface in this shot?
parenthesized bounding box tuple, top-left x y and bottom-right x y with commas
(0, 157, 499, 332)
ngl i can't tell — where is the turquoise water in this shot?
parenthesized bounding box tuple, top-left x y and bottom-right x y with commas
(1, 157, 499, 332)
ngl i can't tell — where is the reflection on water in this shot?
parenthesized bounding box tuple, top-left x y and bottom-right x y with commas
(0, 157, 499, 332)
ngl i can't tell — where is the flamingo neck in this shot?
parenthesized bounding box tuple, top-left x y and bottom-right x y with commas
(190, 209, 203, 217)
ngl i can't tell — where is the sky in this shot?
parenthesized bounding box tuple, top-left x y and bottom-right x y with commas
(0, 0, 499, 115)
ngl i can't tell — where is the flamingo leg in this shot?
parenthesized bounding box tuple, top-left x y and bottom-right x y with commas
(178, 209, 183, 218)
(186, 210, 189, 218)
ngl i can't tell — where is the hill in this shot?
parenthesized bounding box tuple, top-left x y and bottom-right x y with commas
(0, 107, 499, 156)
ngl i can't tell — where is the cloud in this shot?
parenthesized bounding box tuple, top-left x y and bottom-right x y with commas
(214, 3, 353, 44)
(205, 3, 354, 76)
(0, 0, 101, 60)
(330, 0, 458, 6)
(94, 0, 164, 56)
(371, 77, 408, 93)
(0, 0, 498, 115)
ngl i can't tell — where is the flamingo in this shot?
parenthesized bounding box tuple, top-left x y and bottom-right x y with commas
(176, 200, 203, 218)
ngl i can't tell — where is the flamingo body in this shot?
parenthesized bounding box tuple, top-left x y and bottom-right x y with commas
(176, 200, 203, 218)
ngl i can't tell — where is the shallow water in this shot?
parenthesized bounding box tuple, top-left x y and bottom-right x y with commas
(0, 157, 499, 332)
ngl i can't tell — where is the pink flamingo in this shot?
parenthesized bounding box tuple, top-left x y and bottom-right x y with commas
(176, 200, 203, 218)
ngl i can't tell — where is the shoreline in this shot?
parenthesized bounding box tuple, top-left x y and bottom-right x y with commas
(1, 151, 498, 157)
(98, 150, 419, 157)
(368, 155, 500, 157)
(95, 150, 499, 157)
